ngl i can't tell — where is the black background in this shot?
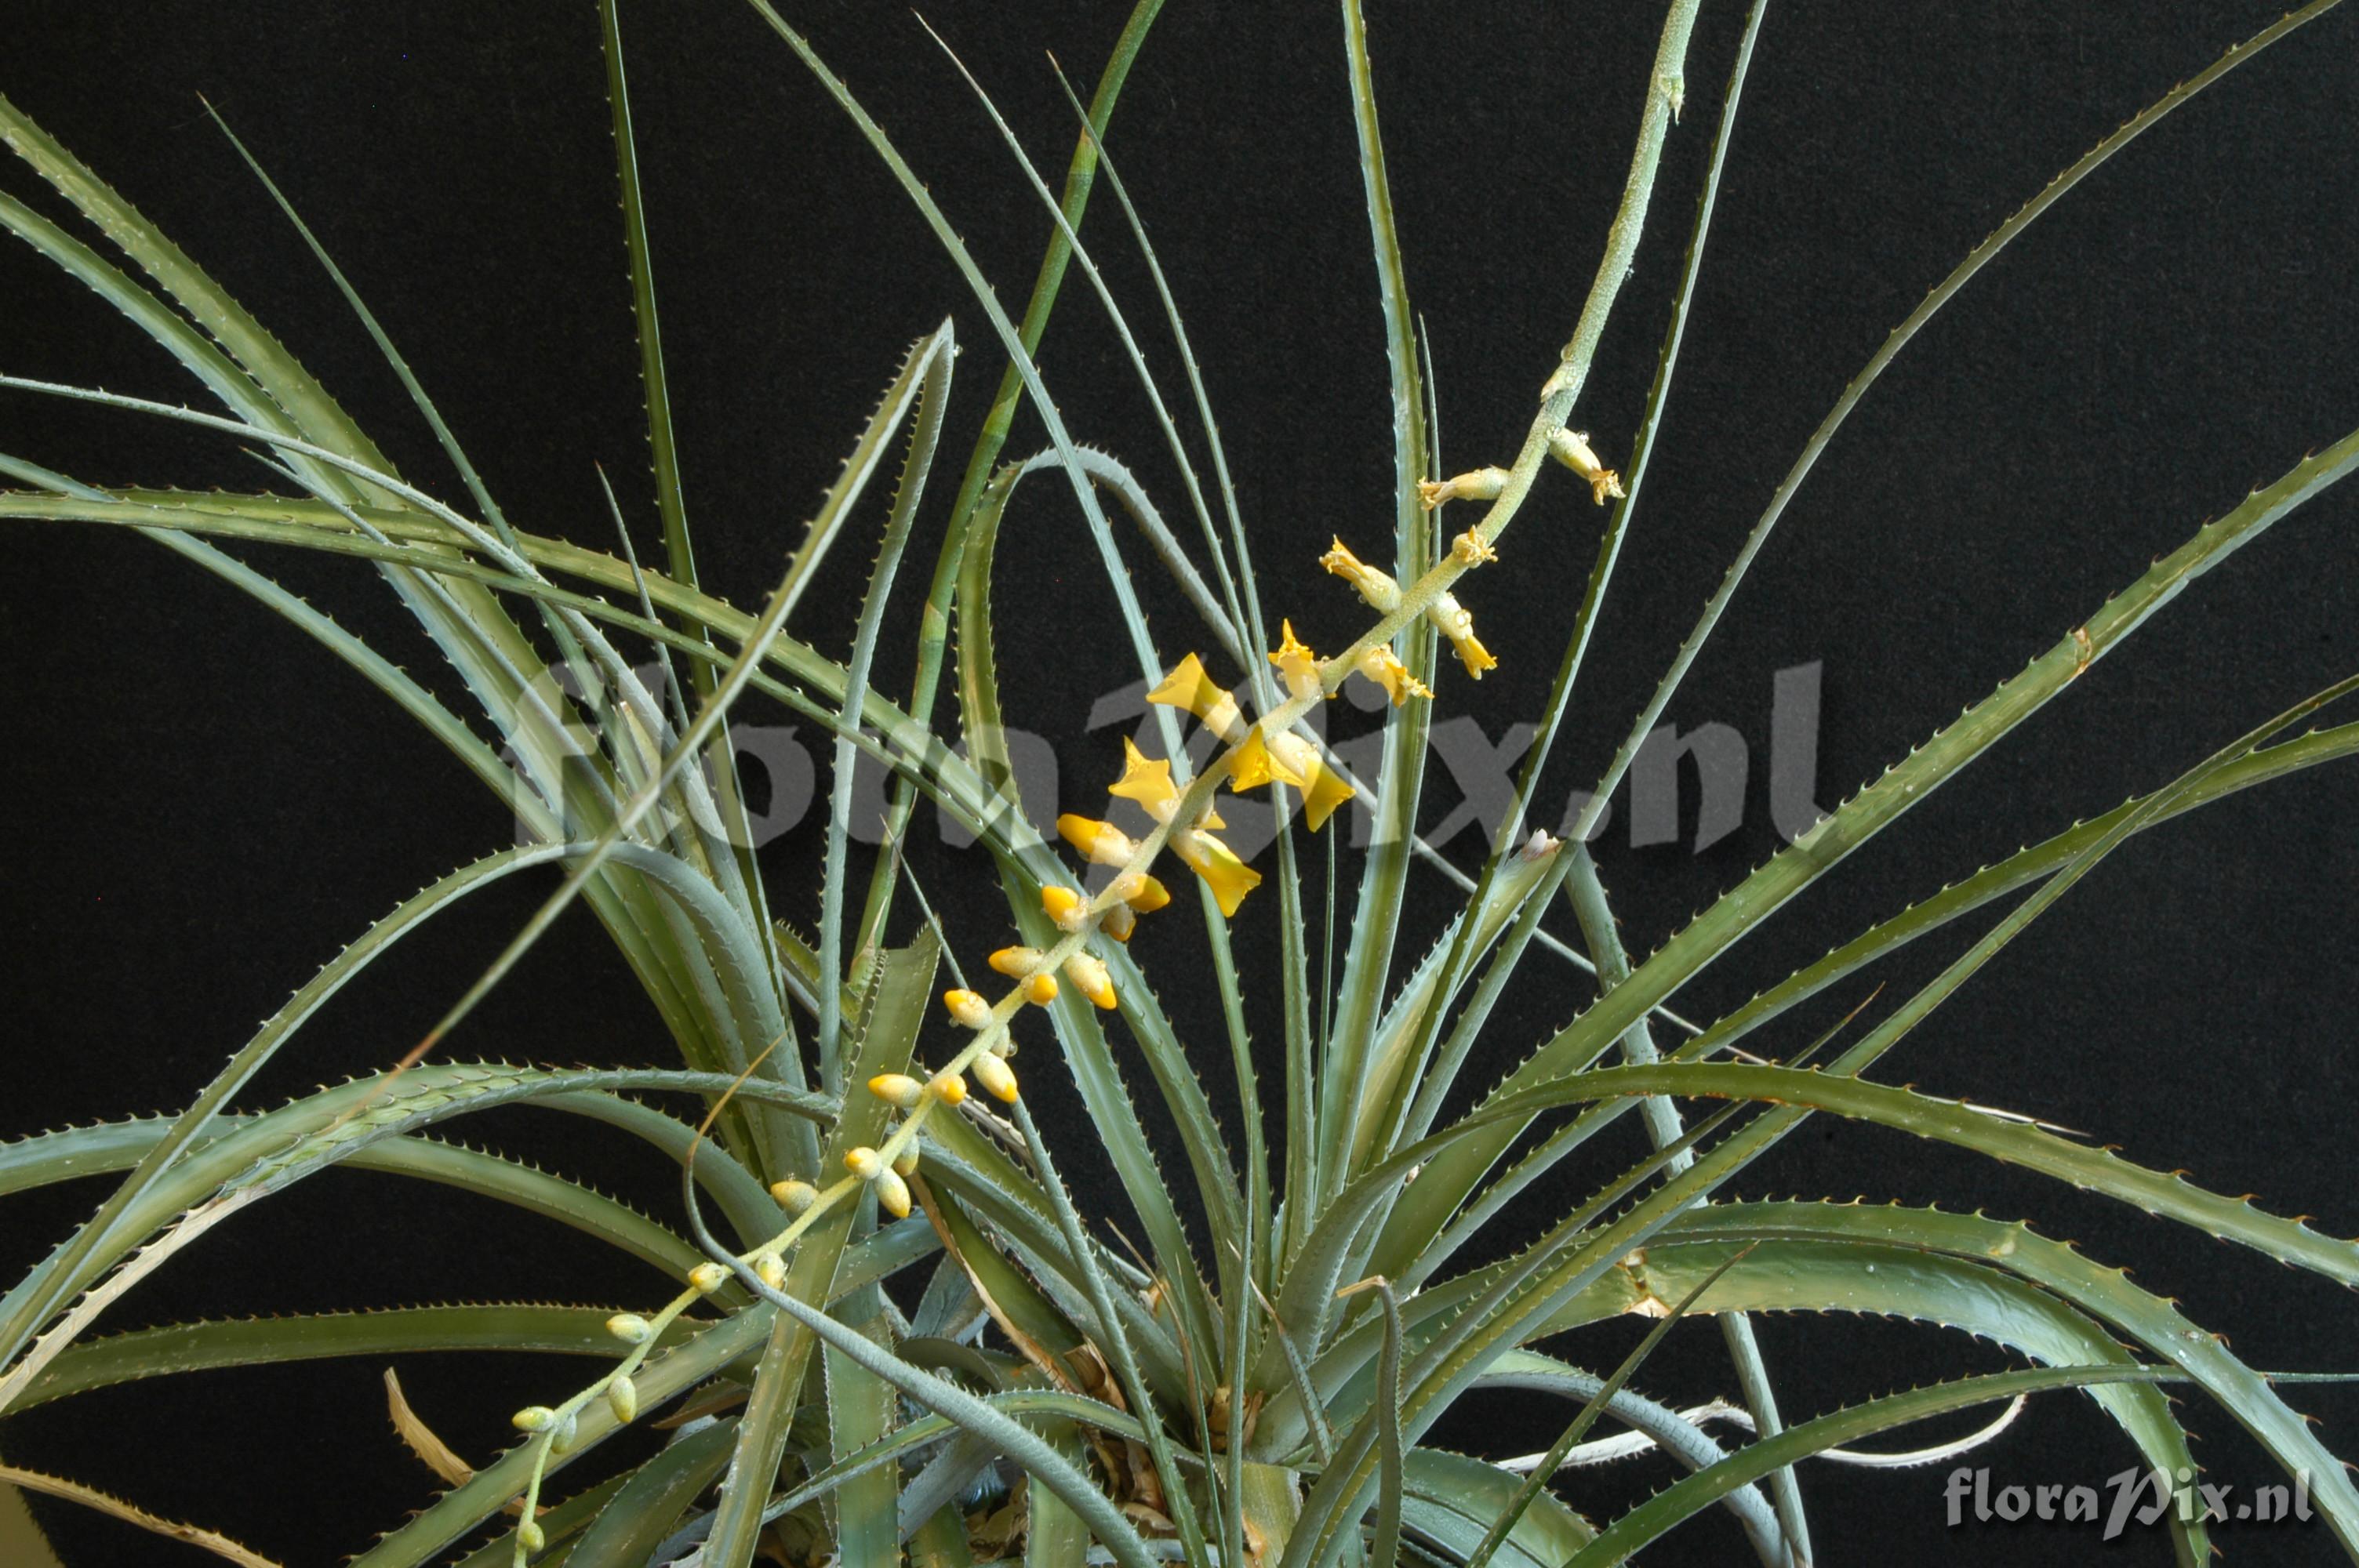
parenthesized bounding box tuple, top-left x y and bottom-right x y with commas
(4, 2, 2356, 1564)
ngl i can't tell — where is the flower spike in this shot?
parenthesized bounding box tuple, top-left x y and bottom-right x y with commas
(1147, 653, 1247, 742)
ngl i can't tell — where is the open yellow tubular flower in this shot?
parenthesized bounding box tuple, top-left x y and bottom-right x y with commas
(1321, 537, 1401, 612)
(1268, 620, 1326, 703)
(1547, 427, 1625, 505)
(1418, 466, 1508, 509)
(1231, 726, 1356, 833)
(1428, 590, 1496, 679)
(1147, 653, 1247, 742)
(1107, 736, 1178, 815)
(1169, 823, 1262, 916)
(1354, 644, 1430, 706)
(1057, 815, 1140, 866)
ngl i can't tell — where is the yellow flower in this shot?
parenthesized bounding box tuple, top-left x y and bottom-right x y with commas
(867, 1073, 924, 1109)
(1418, 466, 1507, 509)
(1022, 971, 1060, 1006)
(767, 1180, 817, 1214)
(1230, 726, 1355, 833)
(1102, 900, 1138, 942)
(927, 1071, 968, 1106)
(1354, 644, 1430, 706)
(1120, 873, 1172, 914)
(1057, 815, 1140, 867)
(1547, 427, 1625, 505)
(1107, 736, 1177, 815)
(874, 1167, 913, 1219)
(988, 946, 1045, 978)
(1321, 537, 1400, 611)
(1147, 652, 1246, 742)
(1170, 827, 1262, 916)
(1041, 885, 1087, 932)
(1269, 619, 1325, 702)
(972, 1051, 1020, 1102)
(1427, 590, 1496, 679)
(943, 989, 992, 1029)
(1064, 952, 1117, 1010)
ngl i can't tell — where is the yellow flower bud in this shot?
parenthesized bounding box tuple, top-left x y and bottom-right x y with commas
(972, 1051, 1020, 1102)
(845, 1146, 884, 1181)
(606, 1374, 638, 1425)
(893, 1146, 921, 1178)
(943, 988, 992, 1029)
(1102, 899, 1138, 942)
(874, 1166, 913, 1218)
(1147, 652, 1246, 742)
(605, 1312, 653, 1345)
(1417, 466, 1508, 509)
(1023, 971, 1060, 1006)
(769, 1178, 819, 1214)
(1123, 874, 1172, 914)
(1427, 590, 1496, 679)
(1107, 736, 1177, 813)
(688, 1261, 729, 1294)
(1354, 644, 1430, 706)
(987, 946, 1044, 978)
(1268, 620, 1325, 702)
(867, 1073, 925, 1109)
(512, 1405, 558, 1433)
(1547, 427, 1625, 505)
(1041, 885, 1088, 932)
(1321, 536, 1401, 612)
(928, 1070, 968, 1105)
(1056, 815, 1139, 867)
(754, 1251, 787, 1291)
(1065, 952, 1117, 1010)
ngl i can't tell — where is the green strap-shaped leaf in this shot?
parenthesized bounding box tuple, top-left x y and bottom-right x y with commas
(1564, 1367, 2182, 1567)
(1397, 1448, 1594, 1568)
(1371, 421, 2359, 1287)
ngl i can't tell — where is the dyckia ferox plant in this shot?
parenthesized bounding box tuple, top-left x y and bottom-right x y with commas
(2, 2, 2357, 1566)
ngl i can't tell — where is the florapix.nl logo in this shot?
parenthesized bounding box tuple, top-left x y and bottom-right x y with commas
(499, 658, 1834, 859)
